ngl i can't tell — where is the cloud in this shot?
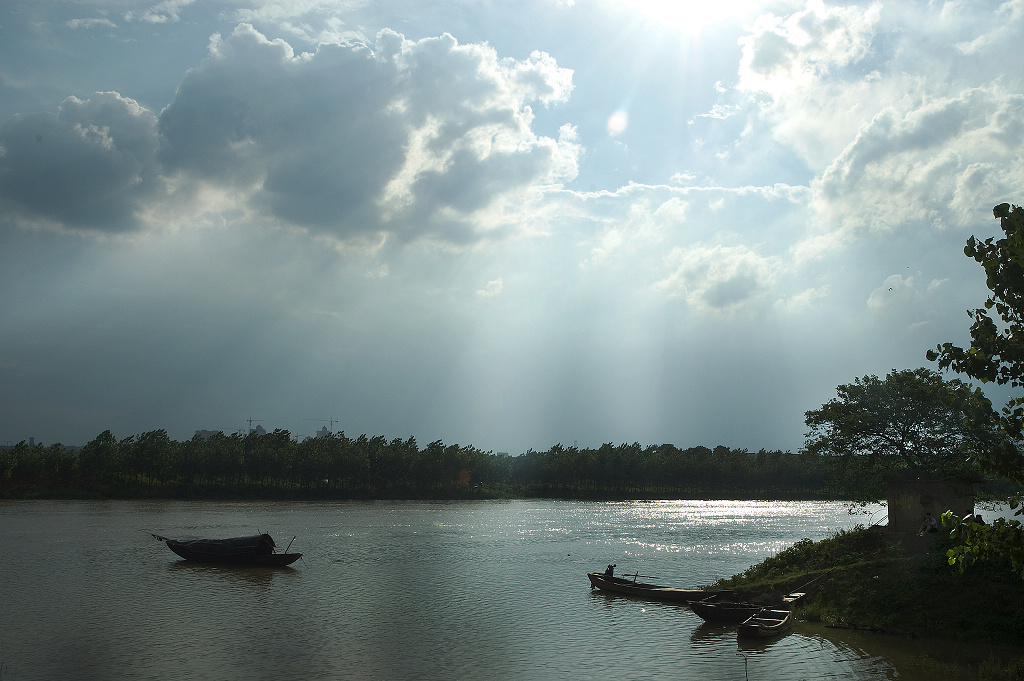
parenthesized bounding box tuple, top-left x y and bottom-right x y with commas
(66, 18, 117, 29)
(954, 0, 1024, 54)
(0, 92, 162, 233)
(735, 0, 885, 168)
(697, 104, 739, 120)
(775, 284, 830, 312)
(738, 0, 880, 96)
(554, 183, 809, 313)
(812, 88, 1024, 234)
(727, 0, 1024, 260)
(0, 24, 580, 245)
(124, 0, 195, 24)
(158, 25, 578, 244)
(476, 278, 503, 297)
(867, 273, 917, 310)
(653, 243, 780, 311)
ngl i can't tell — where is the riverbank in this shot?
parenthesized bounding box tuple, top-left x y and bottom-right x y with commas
(712, 524, 1024, 678)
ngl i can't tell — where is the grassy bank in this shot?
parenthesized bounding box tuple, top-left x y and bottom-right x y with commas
(712, 524, 1024, 677)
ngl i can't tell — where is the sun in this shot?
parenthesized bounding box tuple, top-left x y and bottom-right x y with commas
(606, 0, 765, 34)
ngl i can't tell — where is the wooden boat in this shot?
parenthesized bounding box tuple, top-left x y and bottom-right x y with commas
(154, 533, 301, 566)
(587, 572, 732, 603)
(737, 608, 792, 638)
(691, 588, 805, 623)
(689, 598, 763, 624)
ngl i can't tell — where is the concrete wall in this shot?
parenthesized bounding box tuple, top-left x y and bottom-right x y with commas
(886, 477, 975, 534)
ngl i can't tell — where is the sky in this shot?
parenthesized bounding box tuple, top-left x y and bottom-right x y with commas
(1, 0, 1022, 454)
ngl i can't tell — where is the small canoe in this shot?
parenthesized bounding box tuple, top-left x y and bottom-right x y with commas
(738, 608, 792, 638)
(587, 572, 732, 603)
(155, 533, 302, 567)
(689, 598, 763, 624)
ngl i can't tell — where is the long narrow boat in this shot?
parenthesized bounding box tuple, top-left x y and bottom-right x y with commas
(154, 533, 302, 566)
(689, 598, 763, 624)
(587, 572, 732, 603)
(737, 608, 792, 638)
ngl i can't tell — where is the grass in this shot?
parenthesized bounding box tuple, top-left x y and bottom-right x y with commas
(712, 524, 1024, 677)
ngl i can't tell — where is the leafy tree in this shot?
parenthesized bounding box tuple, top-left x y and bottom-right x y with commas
(928, 202, 1024, 475)
(80, 430, 123, 484)
(803, 368, 993, 500)
(927, 203, 1024, 576)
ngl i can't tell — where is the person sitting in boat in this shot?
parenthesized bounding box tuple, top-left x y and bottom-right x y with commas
(604, 564, 616, 577)
(918, 513, 939, 535)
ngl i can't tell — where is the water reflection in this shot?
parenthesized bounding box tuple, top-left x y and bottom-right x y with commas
(166, 560, 298, 587)
(736, 630, 790, 652)
(689, 622, 735, 645)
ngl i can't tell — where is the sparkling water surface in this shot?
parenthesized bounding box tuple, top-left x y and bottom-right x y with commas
(0, 499, 983, 680)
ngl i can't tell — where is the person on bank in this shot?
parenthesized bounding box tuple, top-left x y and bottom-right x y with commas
(919, 513, 939, 535)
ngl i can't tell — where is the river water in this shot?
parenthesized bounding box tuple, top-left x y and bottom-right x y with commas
(0, 499, 990, 680)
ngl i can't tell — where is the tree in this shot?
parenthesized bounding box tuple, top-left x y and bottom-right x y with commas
(928, 203, 1024, 477)
(927, 203, 1024, 577)
(80, 430, 122, 484)
(803, 368, 993, 500)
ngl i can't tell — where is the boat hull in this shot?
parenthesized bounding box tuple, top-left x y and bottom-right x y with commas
(689, 599, 763, 624)
(737, 609, 792, 638)
(161, 534, 301, 566)
(587, 572, 731, 603)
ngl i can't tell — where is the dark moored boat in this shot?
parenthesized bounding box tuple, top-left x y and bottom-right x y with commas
(587, 572, 732, 603)
(738, 608, 792, 638)
(155, 533, 301, 566)
(689, 598, 763, 624)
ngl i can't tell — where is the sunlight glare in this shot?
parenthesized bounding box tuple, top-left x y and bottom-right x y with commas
(607, 110, 629, 136)
(608, 0, 763, 34)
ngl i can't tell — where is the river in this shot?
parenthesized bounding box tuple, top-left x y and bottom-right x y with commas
(0, 499, 992, 680)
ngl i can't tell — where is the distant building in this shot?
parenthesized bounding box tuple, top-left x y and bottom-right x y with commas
(317, 426, 330, 438)
(194, 430, 223, 441)
(250, 425, 267, 436)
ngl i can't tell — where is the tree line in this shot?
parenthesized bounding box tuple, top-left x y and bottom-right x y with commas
(0, 430, 841, 500)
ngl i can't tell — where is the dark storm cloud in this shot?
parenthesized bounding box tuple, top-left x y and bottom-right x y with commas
(1, 23, 577, 242)
(157, 28, 409, 232)
(157, 24, 576, 241)
(0, 92, 160, 232)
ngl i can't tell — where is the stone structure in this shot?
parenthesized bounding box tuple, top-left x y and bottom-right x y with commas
(886, 474, 975, 534)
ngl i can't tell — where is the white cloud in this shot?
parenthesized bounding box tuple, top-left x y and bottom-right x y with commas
(476, 278, 503, 297)
(775, 284, 830, 312)
(955, 0, 1024, 54)
(812, 87, 1024, 235)
(124, 0, 196, 24)
(654, 243, 780, 311)
(867, 273, 916, 310)
(66, 18, 117, 29)
(738, 0, 880, 97)
(735, 0, 886, 168)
